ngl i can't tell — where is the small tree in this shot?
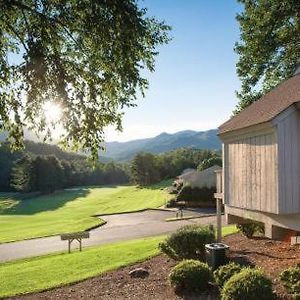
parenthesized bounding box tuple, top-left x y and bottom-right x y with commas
(11, 154, 35, 192)
(131, 153, 160, 185)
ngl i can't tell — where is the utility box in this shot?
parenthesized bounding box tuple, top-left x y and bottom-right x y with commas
(205, 243, 230, 270)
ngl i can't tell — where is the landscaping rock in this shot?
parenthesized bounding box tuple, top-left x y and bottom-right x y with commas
(129, 267, 149, 278)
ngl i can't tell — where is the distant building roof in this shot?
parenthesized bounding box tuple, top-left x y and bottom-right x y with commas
(180, 168, 196, 176)
(219, 74, 300, 134)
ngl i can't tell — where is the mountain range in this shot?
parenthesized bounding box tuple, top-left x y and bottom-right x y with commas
(103, 129, 221, 161)
(0, 128, 221, 162)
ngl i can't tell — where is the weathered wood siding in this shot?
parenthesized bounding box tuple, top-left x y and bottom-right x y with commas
(274, 106, 300, 214)
(223, 125, 279, 214)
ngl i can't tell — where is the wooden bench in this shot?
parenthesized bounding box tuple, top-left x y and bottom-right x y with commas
(61, 232, 90, 253)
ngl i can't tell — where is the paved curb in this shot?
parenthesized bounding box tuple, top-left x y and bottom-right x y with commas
(165, 213, 216, 222)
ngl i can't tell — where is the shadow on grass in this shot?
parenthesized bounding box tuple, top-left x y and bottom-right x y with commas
(0, 188, 91, 216)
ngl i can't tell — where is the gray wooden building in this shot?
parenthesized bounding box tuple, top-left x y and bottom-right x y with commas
(218, 69, 300, 239)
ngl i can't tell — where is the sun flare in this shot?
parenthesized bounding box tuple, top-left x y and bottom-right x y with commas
(43, 101, 62, 123)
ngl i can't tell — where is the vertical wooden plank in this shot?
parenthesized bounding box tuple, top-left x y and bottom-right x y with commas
(250, 136, 256, 210)
(291, 112, 298, 212)
(225, 143, 230, 205)
(244, 139, 248, 209)
(222, 143, 227, 204)
(247, 137, 251, 209)
(296, 110, 300, 213)
(277, 122, 285, 213)
(238, 140, 242, 206)
(273, 131, 279, 213)
(261, 134, 266, 212)
(232, 142, 236, 205)
(285, 119, 292, 212)
(241, 138, 246, 208)
(228, 143, 232, 205)
(269, 133, 275, 213)
(216, 198, 222, 242)
(256, 135, 261, 211)
(267, 134, 272, 212)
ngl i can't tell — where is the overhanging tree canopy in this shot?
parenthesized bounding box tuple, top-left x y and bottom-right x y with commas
(235, 0, 300, 112)
(0, 0, 170, 158)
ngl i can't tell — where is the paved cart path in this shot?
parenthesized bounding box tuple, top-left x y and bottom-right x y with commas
(0, 208, 222, 262)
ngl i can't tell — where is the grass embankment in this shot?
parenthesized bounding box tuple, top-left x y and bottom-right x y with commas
(0, 225, 238, 298)
(0, 180, 172, 243)
(0, 236, 164, 298)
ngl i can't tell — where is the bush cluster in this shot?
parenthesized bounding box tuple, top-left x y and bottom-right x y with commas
(169, 259, 212, 292)
(165, 198, 177, 208)
(280, 266, 300, 298)
(213, 262, 243, 289)
(176, 185, 215, 203)
(221, 268, 273, 300)
(237, 221, 264, 238)
(159, 224, 215, 260)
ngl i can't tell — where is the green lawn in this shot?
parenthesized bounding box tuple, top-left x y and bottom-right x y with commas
(0, 236, 164, 298)
(0, 225, 238, 298)
(0, 180, 172, 243)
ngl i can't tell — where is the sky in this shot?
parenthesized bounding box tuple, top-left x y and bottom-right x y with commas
(105, 0, 242, 142)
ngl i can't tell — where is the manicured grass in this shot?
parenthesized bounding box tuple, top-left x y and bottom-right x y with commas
(221, 225, 238, 236)
(0, 236, 164, 298)
(0, 180, 172, 243)
(0, 225, 238, 298)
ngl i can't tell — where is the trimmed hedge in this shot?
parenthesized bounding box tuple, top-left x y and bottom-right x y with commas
(213, 262, 243, 289)
(159, 224, 215, 260)
(221, 268, 273, 300)
(169, 259, 212, 292)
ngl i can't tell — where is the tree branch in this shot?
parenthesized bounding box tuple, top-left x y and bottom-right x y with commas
(2, 14, 28, 52)
(8, 0, 86, 55)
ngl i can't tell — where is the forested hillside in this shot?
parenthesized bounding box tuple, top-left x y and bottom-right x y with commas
(0, 140, 221, 193)
(0, 142, 128, 192)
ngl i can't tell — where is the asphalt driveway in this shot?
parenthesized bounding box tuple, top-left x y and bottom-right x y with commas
(0, 208, 219, 262)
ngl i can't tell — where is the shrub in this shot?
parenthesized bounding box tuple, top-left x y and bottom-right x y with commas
(221, 268, 273, 300)
(213, 262, 243, 289)
(159, 224, 215, 260)
(237, 221, 264, 238)
(166, 198, 177, 208)
(280, 266, 300, 298)
(169, 259, 212, 292)
(176, 185, 215, 203)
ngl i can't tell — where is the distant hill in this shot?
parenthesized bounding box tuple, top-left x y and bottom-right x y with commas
(0, 128, 221, 162)
(103, 129, 221, 161)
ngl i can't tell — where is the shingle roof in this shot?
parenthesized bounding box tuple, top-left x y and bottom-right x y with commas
(219, 74, 300, 134)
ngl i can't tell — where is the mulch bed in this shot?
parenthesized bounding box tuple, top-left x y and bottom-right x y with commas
(11, 233, 300, 300)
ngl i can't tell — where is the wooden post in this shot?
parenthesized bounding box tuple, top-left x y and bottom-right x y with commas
(68, 239, 71, 254)
(214, 169, 223, 243)
(216, 198, 222, 242)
